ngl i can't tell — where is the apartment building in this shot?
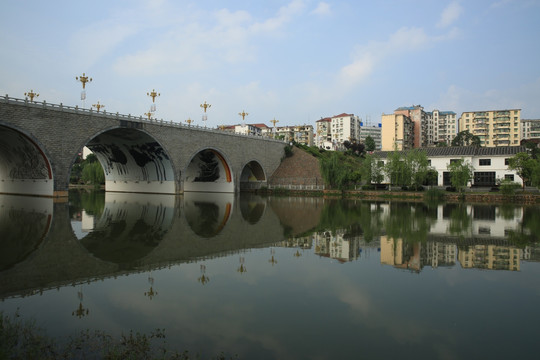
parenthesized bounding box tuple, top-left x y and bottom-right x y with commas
(358, 123, 382, 150)
(220, 124, 262, 136)
(458, 109, 521, 147)
(275, 125, 314, 146)
(315, 117, 332, 149)
(521, 119, 540, 141)
(394, 105, 430, 147)
(381, 113, 415, 150)
(430, 110, 457, 145)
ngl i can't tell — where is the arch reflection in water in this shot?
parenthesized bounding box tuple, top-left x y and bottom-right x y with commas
(76, 192, 176, 267)
(239, 193, 266, 224)
(0, 195, 52, 270)
(184, 192, 234, 238)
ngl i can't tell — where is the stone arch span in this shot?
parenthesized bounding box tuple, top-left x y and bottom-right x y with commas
(184, 148, 234, 193)
(0, 125, 53, 196)
(84, 128, 176, 194)
(240, 160, 267, 191)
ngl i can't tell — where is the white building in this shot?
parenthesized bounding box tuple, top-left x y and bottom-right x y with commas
(521, 119, 540, 141)
(358, 123, 382, 150)
(430, 110, 457, 145)
(375, 146, 525, 187)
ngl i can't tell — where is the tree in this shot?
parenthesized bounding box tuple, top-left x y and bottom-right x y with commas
(320, 152, 349, 190)
(82, 161, 105, 186)
(360, 154, 384, 185)
(436, 141, 448, 147)
(365, 136, 376, 152)
(451, 130, 481, 147)
(446, 158, 473, 193)
(406, 150, 430, 190)
(508, 152, 540, 191)
(384, 151, 408, 187)
(343, 138, 365, 156)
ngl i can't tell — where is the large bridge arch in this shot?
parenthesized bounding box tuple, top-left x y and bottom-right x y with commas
(82, 127, 177, 194)
(183, 147, 234, 193)
(0, 124, 53, 196)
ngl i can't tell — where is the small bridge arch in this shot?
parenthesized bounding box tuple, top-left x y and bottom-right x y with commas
(240, 160, 267, 191)
(183, 148, 234, 193)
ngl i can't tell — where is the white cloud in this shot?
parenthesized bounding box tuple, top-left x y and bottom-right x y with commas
(311, 2, 331, 16)
(437, 1, 463, 28)
(338, 26, 449, 87)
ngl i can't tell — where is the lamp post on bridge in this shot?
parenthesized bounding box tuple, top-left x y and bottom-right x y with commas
(270, 117, 279, 138)
(76, 73, 92, 108)
(200, 101, 211, 128)
(185, 117, 194, 126)
(24, 90, 39, 102)
(147, 89, 160, 113)
(92, 101, 105, 112)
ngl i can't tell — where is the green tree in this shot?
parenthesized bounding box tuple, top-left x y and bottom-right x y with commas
(384, 151, 409, 187)
(406, 150, 430, 190)
(365, 136, 376, 152)
(446, 158, 473, 193)
(508, 152, 540, 191)
(320, 152, 349, 190)
(82, 161, 105, 186)
(360, 154, 384, 185)
(451, 130, 481, 147)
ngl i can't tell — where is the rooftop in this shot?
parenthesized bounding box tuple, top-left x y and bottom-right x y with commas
(374, 146, 526, 158)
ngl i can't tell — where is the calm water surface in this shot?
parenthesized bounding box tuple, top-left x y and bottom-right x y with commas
(1, 190, 540, 359)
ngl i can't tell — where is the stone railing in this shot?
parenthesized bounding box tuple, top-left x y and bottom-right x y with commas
(2, 95, 286, 143)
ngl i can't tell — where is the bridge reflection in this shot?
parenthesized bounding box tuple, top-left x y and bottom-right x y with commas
(0, 191, 282, 298)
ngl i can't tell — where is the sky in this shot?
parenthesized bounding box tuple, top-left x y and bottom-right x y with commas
(1, 0, 540, 128)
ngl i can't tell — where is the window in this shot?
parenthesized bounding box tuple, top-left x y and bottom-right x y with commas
(450, 159, 459, 164)
(505, 158, 510, 165)
(479, 159, 491, 166)
(427, 160, 431, 166)
(474, 172, 496, 186)
(505, 174, 514, 181)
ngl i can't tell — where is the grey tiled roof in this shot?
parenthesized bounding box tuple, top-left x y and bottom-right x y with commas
(374, 146, 526, 158)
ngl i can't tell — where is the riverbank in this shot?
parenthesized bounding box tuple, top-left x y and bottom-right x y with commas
(255, 187, 540, 204)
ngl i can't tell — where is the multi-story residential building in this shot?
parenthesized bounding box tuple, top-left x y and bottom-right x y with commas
(315, 117, 332, 149)
(252, 123, 272, 137)
(330, 113, 362, 146)
(220, 124, 262, 136)
(358, 123, 382, 150)
(430, 110, 457, 145)
(381, 113, 415, 150)
(458, 109, 521, 147)
(521, 119, 540, 141)
(275, 125, 314, 146)
(394, 105, 430, 147)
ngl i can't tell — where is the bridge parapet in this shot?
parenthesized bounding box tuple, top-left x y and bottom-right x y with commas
(1, 95, 285, 143)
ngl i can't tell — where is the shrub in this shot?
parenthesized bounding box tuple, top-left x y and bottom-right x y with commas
(499, 180, 521, 196)
(424, 188, 445, 201)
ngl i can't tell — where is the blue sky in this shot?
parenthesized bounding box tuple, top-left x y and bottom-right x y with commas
(1, 0, 539, 127)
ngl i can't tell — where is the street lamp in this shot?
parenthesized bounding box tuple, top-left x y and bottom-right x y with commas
(76, 72, 92, 108)
(24, 90, 39, 102)
(186, 117, 194, 126)
(144, 112, 153, 120)
(92, 101, 105, 112)
(200, 101, 211, 127)
(147, 89, 160, 112)
(271, 118, 279, 138)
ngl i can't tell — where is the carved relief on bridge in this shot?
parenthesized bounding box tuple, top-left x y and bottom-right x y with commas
(86, 129, 173, 183)
(0, 127, 51, 180)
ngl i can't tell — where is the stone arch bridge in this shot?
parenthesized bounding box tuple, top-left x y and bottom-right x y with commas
(0, 96, 286, 196)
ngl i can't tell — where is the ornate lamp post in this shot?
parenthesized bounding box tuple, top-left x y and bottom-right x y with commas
(200, 101, 211, 113)
(200, 101, 211, 127)
(24, 90, 39, 102)
(268, 248, 278, 266)
(92, 101, 105, 112)
(147, 89, 160, 112)
(76, 73, 92, 108)
(271, 118, 279, 138)
(239, 110, 249, 121)
(186, 117, 194, 126)
(198, 264, 210, 285)
(144, 111, 153, 120)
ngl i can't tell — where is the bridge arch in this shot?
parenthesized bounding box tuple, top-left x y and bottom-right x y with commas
(80, 127, 176, 194)
(240, 160, 267, 191)
(0, 124, 53, 196)
(183, 147, 234, 193)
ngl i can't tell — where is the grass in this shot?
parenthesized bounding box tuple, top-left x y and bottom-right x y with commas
(0, 311, 238, 360)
